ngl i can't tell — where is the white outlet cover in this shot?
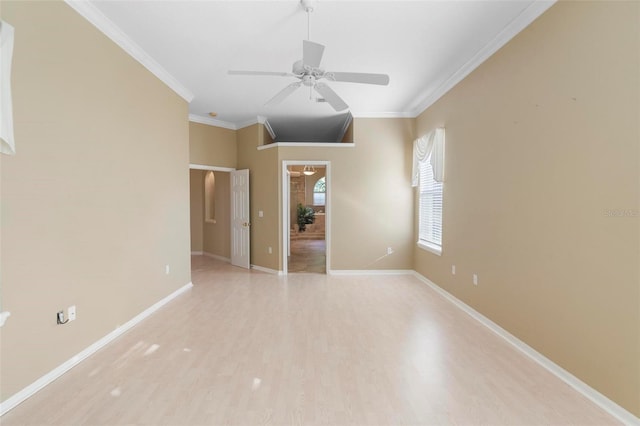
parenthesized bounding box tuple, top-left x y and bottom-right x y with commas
(259, 210, 264, 218)
(165, 265, 170, 275)
(68, 305, 76, 321)
(473, 274, 478, 285)
(452, 265, 456, 275)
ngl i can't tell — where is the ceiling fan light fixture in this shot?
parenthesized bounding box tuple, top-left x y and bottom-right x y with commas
(303, 165, 316, 176)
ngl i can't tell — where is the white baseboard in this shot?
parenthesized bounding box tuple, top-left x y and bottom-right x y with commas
(251, 264, 283, 275)
(328, 269, 414, 276)
(191, 251, 203, 255)
(203, 252, 231, 263)
(412, 272, 639, 426)
(0, 282, 193, 416)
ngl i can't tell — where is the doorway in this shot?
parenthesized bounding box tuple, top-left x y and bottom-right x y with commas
(282, 161, 330, 274)
(189, 165, 247, 267)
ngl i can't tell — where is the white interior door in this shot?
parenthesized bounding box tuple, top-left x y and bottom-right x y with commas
(231, 169, 250, 269)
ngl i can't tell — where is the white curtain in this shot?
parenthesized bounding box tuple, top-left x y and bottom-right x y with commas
(412, 127, 445, 186)
(1, 21, 16, 156)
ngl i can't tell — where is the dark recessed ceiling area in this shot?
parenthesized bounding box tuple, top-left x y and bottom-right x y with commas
(267, 113, 352, 143)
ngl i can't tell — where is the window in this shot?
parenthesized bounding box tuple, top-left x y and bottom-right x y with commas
(418, 158, 443, 255)
(313, 177, 326, 206)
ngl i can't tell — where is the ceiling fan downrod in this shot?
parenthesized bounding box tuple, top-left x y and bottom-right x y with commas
(301, 0, 316, 40)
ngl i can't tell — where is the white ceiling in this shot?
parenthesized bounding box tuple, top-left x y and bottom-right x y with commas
(81, 0, 553, 137)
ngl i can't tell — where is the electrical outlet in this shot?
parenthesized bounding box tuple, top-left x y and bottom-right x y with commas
(68, 305, 76, 321)
(165, 265, 170, 275)
(452, 265, 456, 275)
(259, 210, 264, 218)
(387, 247, 394, 255)
(473, 274, 478, 286)
(268, 246, 272, 254)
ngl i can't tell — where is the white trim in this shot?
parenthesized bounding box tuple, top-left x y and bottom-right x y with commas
(0, 311, 10, 327)
(263, 119, 277, 140)
(259, 142, 355, 151)
(188, 114, 236, 130)
(64, 1, 194, 103)
(408, 0, 556, 117)
(236, 118, 260, 130)
(203, 252, 231, 263)
(282, 161, 332, 275)
(337, 113, 353, 143)
(189, 164, 236, 172)
(328, 269, 414, 276)
(411, 272, 640, 426)
(191, 251, 204, 256)
(417, 240, 442, 256)
(0, 282, 193, 416)
(250, 264, 284, 275)
(350, 111, 414, 119)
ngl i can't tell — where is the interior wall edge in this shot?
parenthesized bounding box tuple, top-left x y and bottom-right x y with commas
(0, 282, 194, 417)
(412, 272, 639, 426)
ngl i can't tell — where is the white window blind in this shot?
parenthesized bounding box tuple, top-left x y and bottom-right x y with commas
(418, 158, 443, 251)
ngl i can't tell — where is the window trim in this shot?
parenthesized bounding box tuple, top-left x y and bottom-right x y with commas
(417, 240, 442, 256)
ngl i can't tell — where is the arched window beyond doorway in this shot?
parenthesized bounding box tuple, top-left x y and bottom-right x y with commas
(313, 176, 326, 206)
(204, 171, 215, 222)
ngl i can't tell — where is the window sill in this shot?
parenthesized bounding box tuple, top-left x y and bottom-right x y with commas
(417, 241, 442, 256)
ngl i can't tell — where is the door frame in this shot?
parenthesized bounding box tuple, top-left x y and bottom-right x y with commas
(188, 164, 237, 261)
(281, 160, 331, 275)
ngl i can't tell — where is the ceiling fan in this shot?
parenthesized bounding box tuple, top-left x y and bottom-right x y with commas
(228, 0, 390, 112)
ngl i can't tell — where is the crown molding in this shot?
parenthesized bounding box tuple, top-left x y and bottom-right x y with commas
(235, 118, 261, 130)
(189, 164, 236, 172)
(188, 114, 237, 130)
(407, 0, 556, 117)
(351, 111, 415, 119)
(64, 0, 194, 103)
(257, 142, 355, 150)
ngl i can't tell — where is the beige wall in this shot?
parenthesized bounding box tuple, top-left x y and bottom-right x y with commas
(279, 118, 415, 271)
(189, 121, 236, 168)
(203, 171, 231, 259)
(189, 169, 230, 258)
(190, 169, 204, 252)
(413, 1, 639, 415)
(236, 124, 280, 270)
(0, 0, 190, 401)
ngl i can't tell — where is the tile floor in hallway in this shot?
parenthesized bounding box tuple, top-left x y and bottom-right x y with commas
(288, 239, 326, 274)
(1, 256, 619, 425)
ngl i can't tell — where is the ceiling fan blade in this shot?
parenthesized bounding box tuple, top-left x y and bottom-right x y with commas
(303, 40, 325, 69)
(265, 82, 302, 107)
(229, 70, 291, 77)
(314, 83, 348, 112)
(327, 72, 390, 85)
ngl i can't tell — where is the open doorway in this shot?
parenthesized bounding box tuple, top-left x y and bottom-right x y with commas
(189, 165, 235, 263)
(282, 161, 330, 274)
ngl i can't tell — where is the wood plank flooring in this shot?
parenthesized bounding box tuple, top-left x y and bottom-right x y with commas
(1, 256, 619, 425)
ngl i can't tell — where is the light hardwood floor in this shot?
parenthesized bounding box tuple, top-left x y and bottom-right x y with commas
(2, 256, 619, 425)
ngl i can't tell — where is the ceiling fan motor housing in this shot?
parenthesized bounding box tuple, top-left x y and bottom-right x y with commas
(302, 75, 315, 87)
